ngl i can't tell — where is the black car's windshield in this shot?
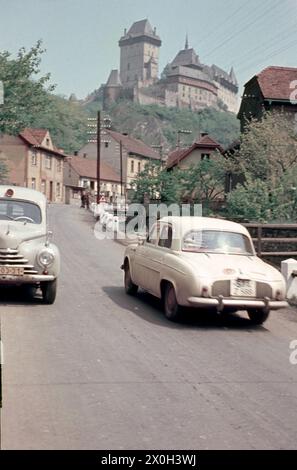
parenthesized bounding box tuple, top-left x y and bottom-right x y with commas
(0, 199, 42, 224)
(182, 230, 254, 255)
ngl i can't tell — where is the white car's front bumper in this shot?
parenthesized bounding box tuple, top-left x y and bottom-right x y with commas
(188, 296, 288, 311)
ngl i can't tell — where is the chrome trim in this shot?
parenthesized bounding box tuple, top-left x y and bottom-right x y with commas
(0, 274, 55, 283)
(188, 296, 288, 311)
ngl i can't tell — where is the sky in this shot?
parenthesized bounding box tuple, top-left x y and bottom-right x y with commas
(0, 0, 297, 99)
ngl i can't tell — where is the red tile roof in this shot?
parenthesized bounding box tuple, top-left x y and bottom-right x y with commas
(167, 134, 222, 168)
(107, 130, 159, 160)
(68, 156, 121, 182)
(255, 66, 297, 101)
(28, 128, 48, 145)
(19, 128, 66, 157)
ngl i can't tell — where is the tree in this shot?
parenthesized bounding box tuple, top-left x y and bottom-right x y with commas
(31, 94, 88, 154)
(181, 152, 226, 205)
(0, 41, 55, 135)
(226, 110, 297, 222)
(227, 164, 297, 222)
(132, 152, 227, 209)
(232, 111, 297, 187)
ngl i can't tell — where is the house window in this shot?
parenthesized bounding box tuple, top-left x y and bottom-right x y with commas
(31, 151, 37, 166)
(201, 153, 210, 161)
(56, 182, 61, 197)
(31, 178, 36, 190)
(105, 142, 109, 148)
(138, 161, 141, 173)
(46, 138, 50, 147)
(41, 180, 46, 194)
(127, 63, 130, 71)
(57, 158, 62, 172)
(45, 154, 52, 169)
(130, 160, 134, 173)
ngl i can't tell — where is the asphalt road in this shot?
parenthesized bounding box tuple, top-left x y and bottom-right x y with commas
(1, 204, 297, 450)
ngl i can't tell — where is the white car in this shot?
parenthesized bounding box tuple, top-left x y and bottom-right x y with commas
(122, 216, 288, 324)
(0, 185, 60, 303)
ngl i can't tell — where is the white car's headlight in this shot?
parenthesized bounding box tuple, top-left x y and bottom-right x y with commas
(37, 249, 55, 267)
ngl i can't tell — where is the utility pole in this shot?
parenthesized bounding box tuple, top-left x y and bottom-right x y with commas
(177, 129, 192, 149)
(151, 144, 163, 161)
(96, 111, 101, 204)
(120, 140, 123, 197)
(87, 113, 111, 204)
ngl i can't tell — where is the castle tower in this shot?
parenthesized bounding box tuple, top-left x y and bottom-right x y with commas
(119, 19, 162, 88)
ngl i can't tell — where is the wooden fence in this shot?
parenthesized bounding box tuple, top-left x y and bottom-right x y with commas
(243, 223, 297, 260)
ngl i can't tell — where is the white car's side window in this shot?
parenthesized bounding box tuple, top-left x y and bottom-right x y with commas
(146, 224, 158, 245)
(159, 224, 173, 249)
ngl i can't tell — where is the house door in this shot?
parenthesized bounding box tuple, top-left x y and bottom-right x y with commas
(49, 181, 53, 202)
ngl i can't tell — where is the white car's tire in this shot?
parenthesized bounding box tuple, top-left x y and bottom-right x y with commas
(163, 283, 182, 322)
(41, 279, 57, 304)
(124, 263, 138, 296)
(247, 308, 270, 325)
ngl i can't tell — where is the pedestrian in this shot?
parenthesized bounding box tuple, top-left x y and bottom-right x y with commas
(85, 192, 90, 210)
(81, 192, 85, 208)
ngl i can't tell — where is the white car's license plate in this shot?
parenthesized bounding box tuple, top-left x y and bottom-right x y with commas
(0, 266, 24, 276)
(231, 279, 256, 297)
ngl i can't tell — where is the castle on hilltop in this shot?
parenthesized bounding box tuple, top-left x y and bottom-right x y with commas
(103, 19, 239, 113)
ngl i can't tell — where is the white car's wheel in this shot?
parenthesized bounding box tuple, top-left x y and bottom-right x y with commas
(163, 283, 182, 322)
(247, 309, 270, 325)
(41, 279, 57, 304)
(124, 262, 138, 296)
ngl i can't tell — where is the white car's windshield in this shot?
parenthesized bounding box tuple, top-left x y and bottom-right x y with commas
(182, 230, 254, 255)
(0, 198, 42, 224)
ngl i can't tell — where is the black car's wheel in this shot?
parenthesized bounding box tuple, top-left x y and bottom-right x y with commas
(247, 308, 270, 325)
(124, 262, 138, 295)
(41, 279, 57, 304)
(163, 283, 182, 322)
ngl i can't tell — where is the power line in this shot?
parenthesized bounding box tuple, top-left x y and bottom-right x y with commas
(237, 36, 297, 74)
(192, 1, 248, 50)
(197, 0, 272, 56)
(202, 0, 281, 58)
(227, 20, 297, 69)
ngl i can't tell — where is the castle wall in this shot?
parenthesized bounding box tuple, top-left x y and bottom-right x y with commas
(216, 83, 239, 113)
